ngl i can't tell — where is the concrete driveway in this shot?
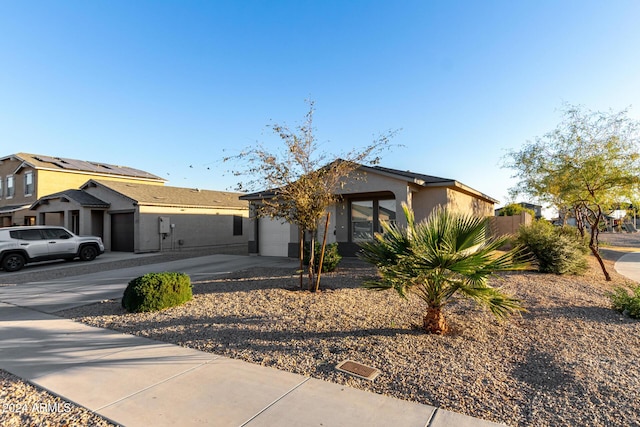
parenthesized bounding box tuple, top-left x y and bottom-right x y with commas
(0, 254, 298, 314)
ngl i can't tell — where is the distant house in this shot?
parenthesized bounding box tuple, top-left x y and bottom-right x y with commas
(31, 180, 248, 253)
(0, 153, 164, 227)
(495, 202, 542, 219)
(240, 163, 498, 257)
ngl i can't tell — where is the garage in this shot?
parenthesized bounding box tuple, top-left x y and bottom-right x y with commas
(258, 217, 291, 256)
(111, 212, 134, 252)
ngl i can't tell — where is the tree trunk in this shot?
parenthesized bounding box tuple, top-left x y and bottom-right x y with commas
(299, 229, 304, 290)
(423, 307, 448, 334)
(589, 209, 611, 281)
(313, 213, 331, 292)
(307, 234, 316, 291)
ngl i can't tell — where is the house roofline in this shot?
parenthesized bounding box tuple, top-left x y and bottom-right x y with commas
(239, 163, 498, 204)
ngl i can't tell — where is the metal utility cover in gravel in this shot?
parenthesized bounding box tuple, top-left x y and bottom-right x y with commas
(336, 360, 381, 381)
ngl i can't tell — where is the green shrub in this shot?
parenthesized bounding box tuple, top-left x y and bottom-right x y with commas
(608, 286, 640, 318)
(122, 272, 192, 313)
(517, 220, 588, 275)
(555, 224, 590, 254)
(498, 203, 536, 218)
(303, 242, 342, 272)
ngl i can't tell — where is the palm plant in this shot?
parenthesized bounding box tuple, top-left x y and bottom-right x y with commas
(359, 204, 528, 334)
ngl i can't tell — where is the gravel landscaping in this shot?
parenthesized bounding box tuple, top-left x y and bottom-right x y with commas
(54, 250, 640, 427)
(2, 233, 639, 427)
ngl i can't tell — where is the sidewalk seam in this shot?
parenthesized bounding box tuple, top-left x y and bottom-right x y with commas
(238, 377, 311, 427)
(425, 407, 438, 426)
(94, 357, 219, 411)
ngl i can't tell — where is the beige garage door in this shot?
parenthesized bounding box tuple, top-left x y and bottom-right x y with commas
(259, 217, 290, 257)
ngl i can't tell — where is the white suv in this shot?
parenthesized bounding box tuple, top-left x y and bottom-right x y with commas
(0, 226, 105, 272)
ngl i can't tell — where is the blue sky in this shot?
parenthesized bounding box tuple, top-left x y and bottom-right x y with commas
(1, 1, 639, 207)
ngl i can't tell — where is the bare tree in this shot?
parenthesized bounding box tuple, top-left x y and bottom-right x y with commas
(224, 100, 399, 290)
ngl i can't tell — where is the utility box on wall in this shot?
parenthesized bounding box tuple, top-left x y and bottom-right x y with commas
(159, 216, 171, 234)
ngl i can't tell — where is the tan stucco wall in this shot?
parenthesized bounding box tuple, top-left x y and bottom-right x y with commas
(37, 170, 162, 198)
(490, 212, 532, 237)
(137, 206, 249, 252)
(445, 188, 494, 217)
(412, 187, 494, 222)
(411, 187, 449, 222)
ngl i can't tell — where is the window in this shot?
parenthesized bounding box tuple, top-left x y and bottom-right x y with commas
(42, 228, 73, 239)
(351, 201, 374, 242)
(0, 178, 2, 199)
(6, 175, 14, 198)
(350, 199, 396, 242)
(10, 229, 43, 240)
(233, 215, 243, 236)
(24, 172, 34, 196)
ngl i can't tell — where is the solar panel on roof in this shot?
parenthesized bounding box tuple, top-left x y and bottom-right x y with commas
(33, 155, 59, 163)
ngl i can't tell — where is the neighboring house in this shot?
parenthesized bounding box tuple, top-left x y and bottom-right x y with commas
(31, 180, 248, 253)
(495, 202, 542, 219)
(0, 153, 164, 227)
(240, 163, 498, 257)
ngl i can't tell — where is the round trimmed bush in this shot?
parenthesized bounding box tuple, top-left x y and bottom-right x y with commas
(122, 272, 192, 313)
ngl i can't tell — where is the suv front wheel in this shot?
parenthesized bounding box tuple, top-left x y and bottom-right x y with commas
(2, 253, 26, 272)
(79, 245, 98, 261)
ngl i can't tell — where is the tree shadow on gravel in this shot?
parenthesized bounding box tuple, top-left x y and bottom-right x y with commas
(73, 311, 423, 353)
(192, 267, 379, 294)
(522, 305, 628, 324)
(511, 348, 577, 392)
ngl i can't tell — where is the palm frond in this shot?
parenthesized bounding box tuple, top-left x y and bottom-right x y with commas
(360, 204, 527, 325)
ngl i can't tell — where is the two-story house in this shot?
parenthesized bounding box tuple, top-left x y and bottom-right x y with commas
(1, 153, 249, 254)
(0, 153, 165, 228)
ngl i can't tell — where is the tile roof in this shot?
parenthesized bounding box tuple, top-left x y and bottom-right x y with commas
(87, 180, 247, 209)
(4, 153, 165, 182)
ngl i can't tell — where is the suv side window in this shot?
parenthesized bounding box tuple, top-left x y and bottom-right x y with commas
(42, 228, 73, 239)
(11, 229, 44, 240)
(42, 228, 71, 239)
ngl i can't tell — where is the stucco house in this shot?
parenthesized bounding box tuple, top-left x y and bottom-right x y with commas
(240, 163, 498, 257)
(0, 153, 164, 227)
(30, 179, 248, 253)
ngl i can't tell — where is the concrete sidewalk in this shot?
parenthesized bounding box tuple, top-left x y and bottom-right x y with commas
(0, 303, 505, 427)
(0, 253, 505, 426)
(614, 252, 640, 283)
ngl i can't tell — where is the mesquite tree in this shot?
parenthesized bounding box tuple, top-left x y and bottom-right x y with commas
(224, 100, 398, 291)
(505, 104, 640, 281)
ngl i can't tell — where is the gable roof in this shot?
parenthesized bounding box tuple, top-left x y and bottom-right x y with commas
(1, 153, 165, 182)
(366, 165, 454, 185)
(83, 180, 247, 209)
(30, 190, 110, 210)
(240, 162, 498, 204)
